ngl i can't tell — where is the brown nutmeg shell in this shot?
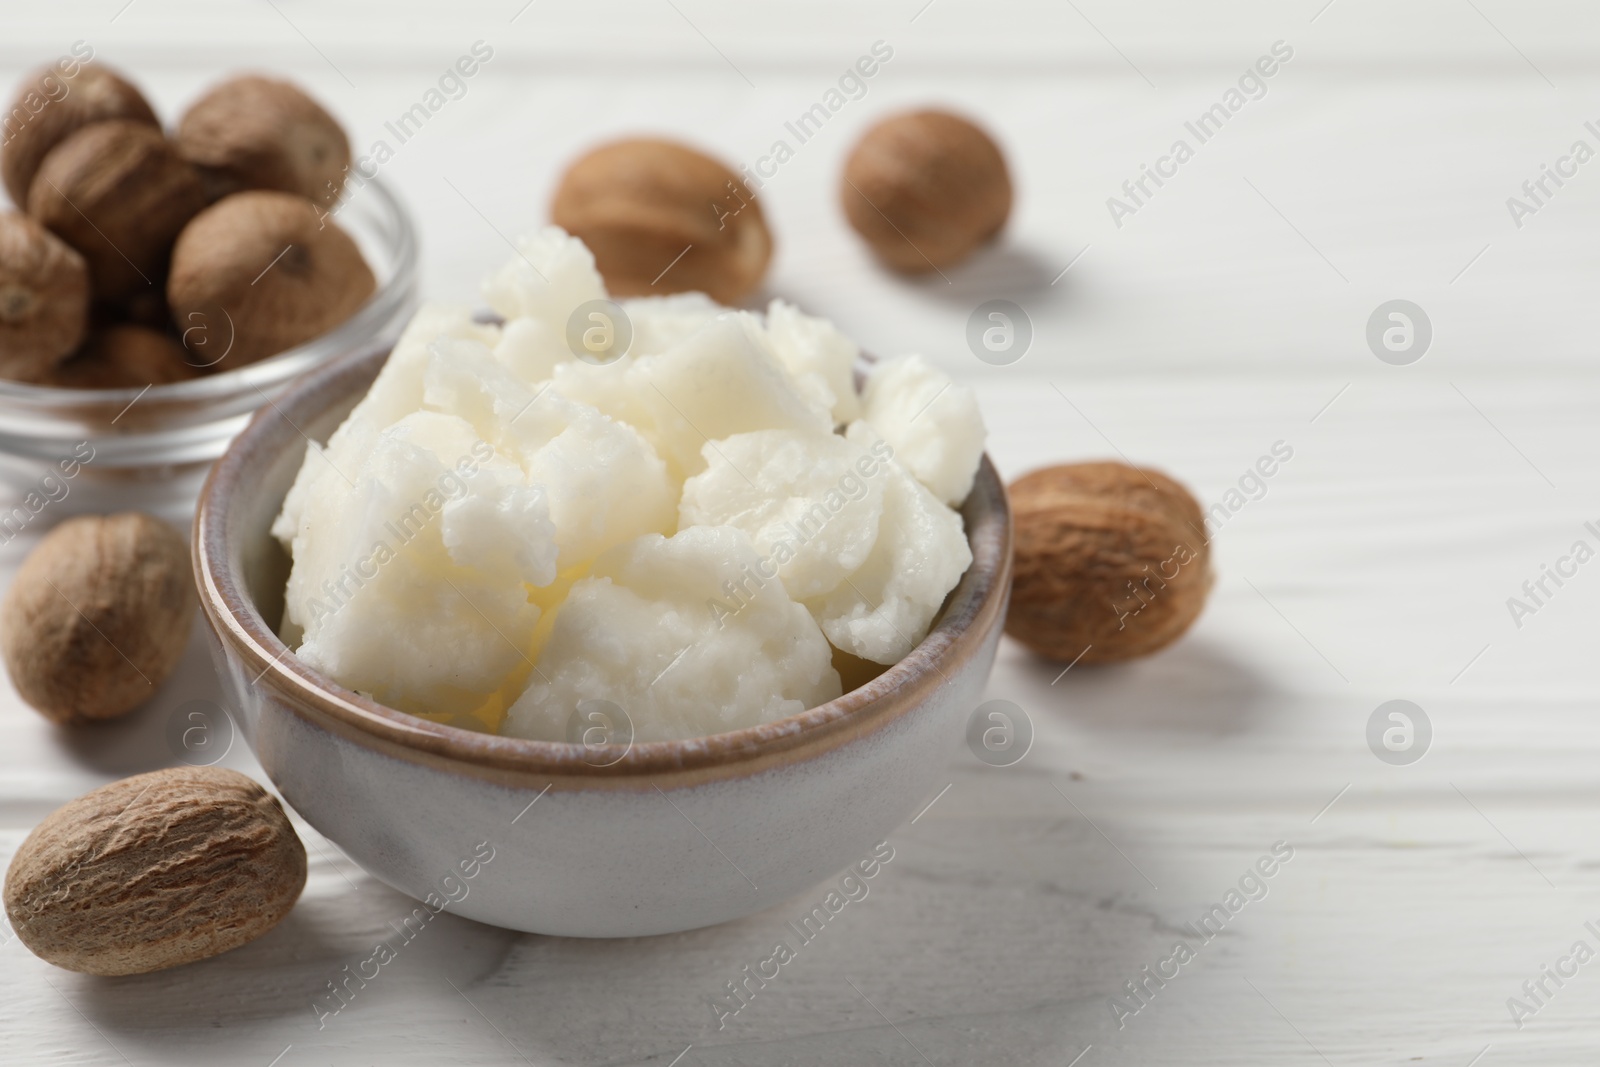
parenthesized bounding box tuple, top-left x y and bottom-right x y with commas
(841, 109, 1012, 273)
(0, 61, 159, 207)
(1006, 462, 1212, 664)
(175, 74, 352, 206)
(3, 767, 306, 976)
(0, 512, 196, 724)
(167, 190, 375, 371)
(551, 138, 772, 305)
(0, 211, 89, 380)
(27, 121, 207, 303)
(45, 324, 204, 389)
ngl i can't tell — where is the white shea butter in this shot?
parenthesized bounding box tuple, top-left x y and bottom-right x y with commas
(627, 312, 832, 478)
(483, 227, 606, 381)
(277, 410, 557, 720)
(275, 229, 987, 742)
(621, 292, 723, 357)
(543, 311, 837, 473)
(505, 526, 843, 744)
(271, 303, 501, 509)
(678, 428, 889, 601)
(763, 299, 863, 425)
(422, 338, 675, 568)
(484, 226, 606, 328)
(860, 354, 986, 507)
(803, 422, 974, 665)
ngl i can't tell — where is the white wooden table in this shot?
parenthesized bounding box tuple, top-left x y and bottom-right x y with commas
(4, 3, 1600, 1063)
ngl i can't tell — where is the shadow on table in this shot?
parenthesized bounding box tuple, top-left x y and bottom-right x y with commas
(897, 242, 1069, 309)
(67, 873, 518, 1040)
(1010, 634, 1281, 738)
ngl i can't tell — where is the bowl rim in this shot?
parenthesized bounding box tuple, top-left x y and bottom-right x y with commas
(194, 341, 1012, 787)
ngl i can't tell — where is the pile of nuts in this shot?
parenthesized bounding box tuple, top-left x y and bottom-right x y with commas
(0, 52, 374, 388)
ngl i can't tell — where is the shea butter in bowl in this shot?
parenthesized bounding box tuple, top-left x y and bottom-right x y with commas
(194, 232, 1011, 936)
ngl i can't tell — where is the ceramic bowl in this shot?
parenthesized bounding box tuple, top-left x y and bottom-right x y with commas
(193, 344, 1012, 937)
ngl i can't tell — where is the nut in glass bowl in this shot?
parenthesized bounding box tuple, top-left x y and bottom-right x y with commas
(0, 177, 417, 522)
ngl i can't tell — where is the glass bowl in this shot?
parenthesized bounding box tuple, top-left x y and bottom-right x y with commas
(0, 178, 418, 523)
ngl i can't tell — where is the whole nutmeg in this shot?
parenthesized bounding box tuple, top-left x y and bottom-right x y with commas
(4, 766, 307, 976)
(0, 212, 89, 380)
(175, 74, 352, 207)
(0, 61, 159, 207)
(27, 120, 207, 302)
(167, 191, 375, 370)
(0, 512, 196, 724)
(1006, 462, 1212, 664)
(551, 138, 772, 305)
(44, 324, 204, 389)
(841, 109, 1012, 273)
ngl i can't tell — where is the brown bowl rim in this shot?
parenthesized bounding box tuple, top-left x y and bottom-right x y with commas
(194, 341, 1012, 787)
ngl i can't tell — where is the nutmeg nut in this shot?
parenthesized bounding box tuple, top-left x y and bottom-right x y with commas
(0, 61, 159, 207)
(44, 324, 203, 389)
(27, 120, 207, 302)
(551, 138, 772, 305)
(175, 74, 352, 207)
(0, 512, 196, 724)
(3, 766, 307, 976)
(1006, 462, 1212, 664)
(841, 109, 1012, 273)
(167, 190, 375, 370)
(0, 211, 89, 380)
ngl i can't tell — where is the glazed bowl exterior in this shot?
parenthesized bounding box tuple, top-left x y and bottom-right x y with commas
(193, 344, 1012, 937)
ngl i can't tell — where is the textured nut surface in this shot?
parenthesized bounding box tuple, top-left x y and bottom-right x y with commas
(1006, 462, 1212, 664)
(3, 767, 307, 976)
(0, 512, 196, 723)
(27, 120, 207, 302)
(0, 62, 159, 207)
(0, 211, 89, 380)
(45, 324, 203, 389)
(175, 74, 351, 206)
(168, 190, 375, 370)
(551, 138, 772, 305)
(841, 109, 1012, 273)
